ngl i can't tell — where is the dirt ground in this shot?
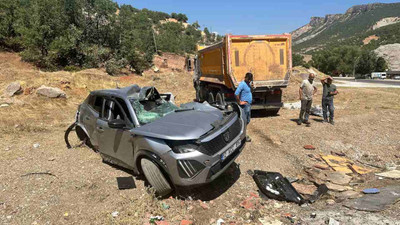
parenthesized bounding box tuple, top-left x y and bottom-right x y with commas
(1, 52, 400, 225)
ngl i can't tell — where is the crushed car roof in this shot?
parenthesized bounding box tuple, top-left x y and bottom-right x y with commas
(90, 85, 152, 100)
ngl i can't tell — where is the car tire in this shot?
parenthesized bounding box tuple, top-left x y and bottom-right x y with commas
(216, 92, 226, 106)
(141, 158, 172, 197)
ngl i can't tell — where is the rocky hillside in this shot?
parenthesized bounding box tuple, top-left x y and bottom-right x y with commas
(292, 3, 400, 53)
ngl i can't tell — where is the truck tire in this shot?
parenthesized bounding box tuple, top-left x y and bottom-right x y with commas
(208, 92, 215, 104)
(141, 158, 172, 197)
(216, 92, 226, 106)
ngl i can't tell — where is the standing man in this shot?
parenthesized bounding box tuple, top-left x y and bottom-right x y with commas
(235, 72, 253, 141)
(321, 76, 338, 125)
(297, 73, 317, 126)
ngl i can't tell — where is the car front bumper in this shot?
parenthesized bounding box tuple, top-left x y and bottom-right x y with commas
(160, 121, 247, 187)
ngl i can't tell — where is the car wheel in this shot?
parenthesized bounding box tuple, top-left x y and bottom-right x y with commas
(208, 92, 215, 104)
(216, 92, 226, 106)
(141, 158, 172, 197)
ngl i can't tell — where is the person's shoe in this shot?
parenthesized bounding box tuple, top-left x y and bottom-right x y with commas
(246, 135, 252, 142)
(330, 120, 335, 125)
(303, 121, 310, 125)
(323, 119, 328, 123)
(306, 123, 311, 127)
(297, 120, 302, 125)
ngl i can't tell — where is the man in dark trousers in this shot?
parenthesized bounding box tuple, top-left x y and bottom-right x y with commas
(297, 73, 317, 126)
(235, 72, 253, 142)
(321, 76, 338, 125)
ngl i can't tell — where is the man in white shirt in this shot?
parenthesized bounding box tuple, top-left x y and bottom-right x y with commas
(297, 73, 317, 126)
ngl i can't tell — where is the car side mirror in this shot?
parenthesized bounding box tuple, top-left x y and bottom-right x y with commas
(108, 119, 126, 129)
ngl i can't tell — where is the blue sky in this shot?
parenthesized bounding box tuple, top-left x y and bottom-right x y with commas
(116, 0, 399, 34)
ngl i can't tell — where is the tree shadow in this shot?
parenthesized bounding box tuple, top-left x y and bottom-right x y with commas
(172, 162, 241, 201)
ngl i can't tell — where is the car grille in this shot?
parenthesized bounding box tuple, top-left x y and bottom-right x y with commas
(197, 118, 242, 156)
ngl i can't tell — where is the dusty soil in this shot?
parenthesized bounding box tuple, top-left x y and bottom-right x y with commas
(1, 52, 399, 225)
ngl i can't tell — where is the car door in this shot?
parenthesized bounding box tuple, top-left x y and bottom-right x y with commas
(96, 97, 135, 167)
(81, 94, 102, 147)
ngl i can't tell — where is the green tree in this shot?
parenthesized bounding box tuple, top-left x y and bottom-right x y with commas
(292, 54, 305, 67)
(355, 50, 377, 75)
(375, 57, 387, 72)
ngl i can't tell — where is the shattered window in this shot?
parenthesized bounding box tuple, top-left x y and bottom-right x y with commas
(130, 99, 179, 125)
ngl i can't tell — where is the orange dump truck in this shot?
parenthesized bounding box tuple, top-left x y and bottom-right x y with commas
(194, 34, 292, 114)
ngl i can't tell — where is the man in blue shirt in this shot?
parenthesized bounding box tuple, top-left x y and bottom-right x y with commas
(235, 72, 253, 141)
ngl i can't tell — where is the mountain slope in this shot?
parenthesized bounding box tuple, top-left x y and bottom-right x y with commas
(292, 3, 400, 53)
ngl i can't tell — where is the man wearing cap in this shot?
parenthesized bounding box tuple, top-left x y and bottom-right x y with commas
(298, 73, 317, 126)
(321, 76, 338, 125)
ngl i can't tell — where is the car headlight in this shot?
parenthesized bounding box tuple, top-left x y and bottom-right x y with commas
(166, 141, 199, 154)
(173, 144, 198, 154)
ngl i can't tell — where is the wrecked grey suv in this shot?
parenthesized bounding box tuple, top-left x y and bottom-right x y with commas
(68, 85, 246, 196)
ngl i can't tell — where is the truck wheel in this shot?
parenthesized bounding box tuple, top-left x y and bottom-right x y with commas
(216, 92, 226, 106)
(141, 158, 172, 197)
(208, 92, 215, 104)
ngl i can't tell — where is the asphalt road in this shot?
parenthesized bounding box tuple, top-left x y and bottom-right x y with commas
(353, 79, 400, 86)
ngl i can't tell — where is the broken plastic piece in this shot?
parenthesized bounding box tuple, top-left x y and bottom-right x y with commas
(362, 188, 379, 194)
(252, 170, 305, 205)
(116, 177, 136, 190)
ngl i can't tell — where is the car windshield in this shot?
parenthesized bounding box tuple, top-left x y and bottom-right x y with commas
(130, 99, 180, 125)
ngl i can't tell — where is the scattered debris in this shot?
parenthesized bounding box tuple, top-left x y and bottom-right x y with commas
(321, 155, 353, 174)
(4, 82, 22, 97)
(258, 217, 283, 225)
(180, 220, 193, 225)
(36, 85, 66, 98)
(308, 184, 328, 203)
(216, 218, 225, 225)
(161, 202, 170, 210)
(21, 172, 56, 177)
(331, 151, 346, 157)
(240, 198, 255, 210)
(362, 188, 380, 194)
(33, 143, 40, 148)
(335, 190, 362, 200)
(310, 106, 324, 117)
(304, 145, 316, 150)
(252, 170, 305, 204)
(116, 177, 136, 190)
(326, 183, 352, 192)
(286, 177, 299, 183)
(64, 212, 69, 217)
(199, 200, 210, 209)
(150, 216, 164, 223)
(314, 164, 330, 170)
(326, 199, 335, 205)
(291, 183, 317, 196)
(111, 211, 119, 218)
(283, 101, 301, 110)
(310, 212, 317, 218)
(328, 218, 340, 225)
(376, 170, 400, 179)
(344, 185, 400, 212)
(0, 103, 9, 108)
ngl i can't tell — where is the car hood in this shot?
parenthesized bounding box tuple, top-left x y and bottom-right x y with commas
(131, 110, 223, 140)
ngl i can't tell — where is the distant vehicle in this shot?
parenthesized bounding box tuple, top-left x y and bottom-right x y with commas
(371, 72, 387, 79)
(194, 34, 292, 115)
(67, 85, 246, 196)
(394, 75, 400, 80)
